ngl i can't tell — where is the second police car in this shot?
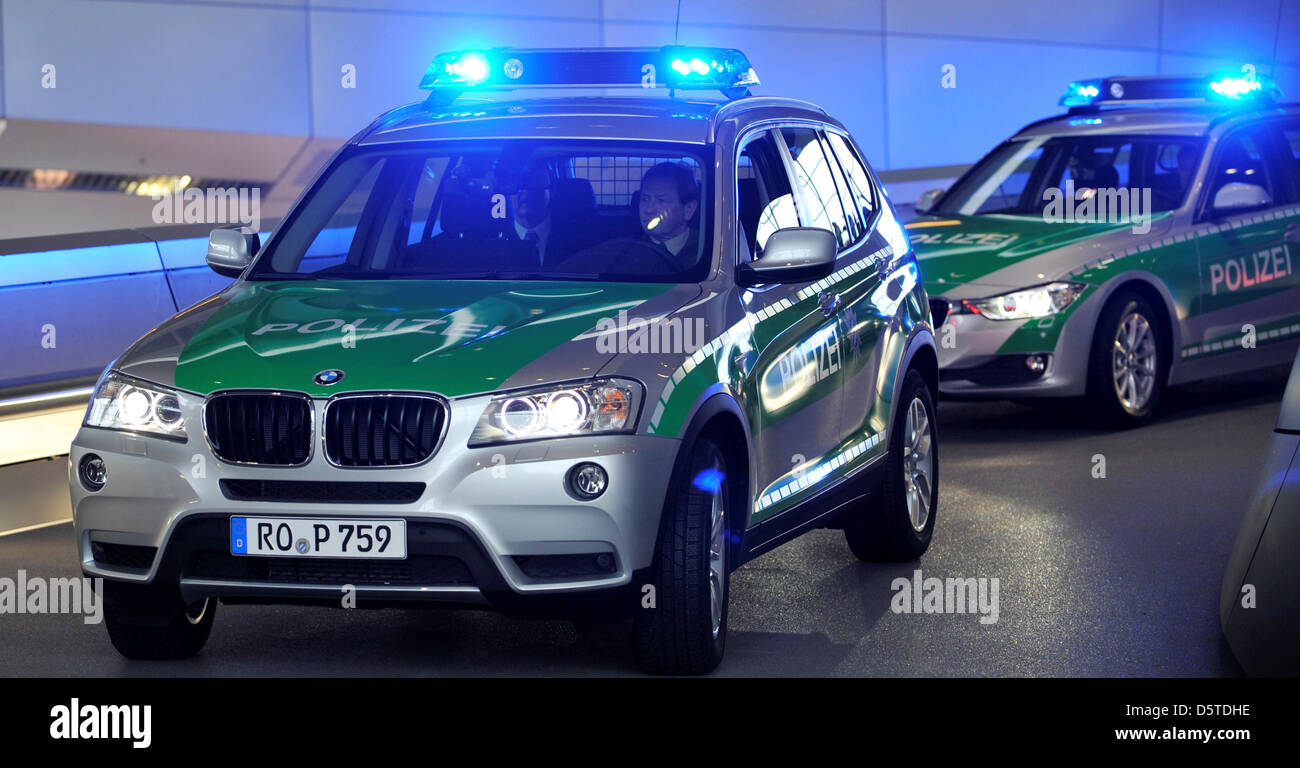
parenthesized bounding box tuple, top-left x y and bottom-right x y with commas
(68, 47, 938, 674)
(910, 74, 1300, 425)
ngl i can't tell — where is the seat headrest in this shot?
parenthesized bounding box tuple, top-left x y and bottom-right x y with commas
(551, 177, 596, 217)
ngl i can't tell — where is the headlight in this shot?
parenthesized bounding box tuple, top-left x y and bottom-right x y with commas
(469, 378, 642, 447)
(84, 372, 187, 440)
(958, 282, 1086, 321)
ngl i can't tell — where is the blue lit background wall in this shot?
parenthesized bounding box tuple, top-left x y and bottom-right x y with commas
(1, 0, 1296, 174)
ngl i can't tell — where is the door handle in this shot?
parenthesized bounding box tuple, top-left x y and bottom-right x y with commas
(818, 291, 841, 317)
(1285, 224, 1300, 243)
(872, 251, 891, 273)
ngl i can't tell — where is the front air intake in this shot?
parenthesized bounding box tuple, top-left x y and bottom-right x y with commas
(929, 298, 950, 327)
(323, 395, 446, 467)
(204, 392, 313, 466)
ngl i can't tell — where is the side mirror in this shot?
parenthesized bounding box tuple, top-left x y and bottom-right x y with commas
(207, 227, 259, 278)
(1212, 182, 1271, 215)
(736, 227, 836, 287)
(914, 187, 945, 215)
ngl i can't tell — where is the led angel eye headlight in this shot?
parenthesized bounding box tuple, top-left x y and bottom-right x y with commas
(84, 372, 188, 441)
(501, 397, 541, 436)
(960, 282, 1086, 321)
(470, 378, 642, 447)
(545, 390, 589, 434)
(118, 388, 153, 424)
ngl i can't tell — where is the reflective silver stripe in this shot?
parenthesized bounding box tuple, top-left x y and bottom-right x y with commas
(754, 430, 885, 512)
(646, 245, 892, 434)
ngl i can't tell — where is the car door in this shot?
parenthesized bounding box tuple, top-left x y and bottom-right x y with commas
(734, 127, 845, 527)
(820, 128, 898, 469)
(1193, 123, 1300, 360)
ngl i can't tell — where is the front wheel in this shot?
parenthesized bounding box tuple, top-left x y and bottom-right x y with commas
(844, 370, 938, 562)
(104, 593, 216, 660)
(1086, 291, 1166, 427)
(633, 437, 730, 675)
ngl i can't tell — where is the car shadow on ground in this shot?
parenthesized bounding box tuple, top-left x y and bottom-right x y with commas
(938, 364, 1290, 444)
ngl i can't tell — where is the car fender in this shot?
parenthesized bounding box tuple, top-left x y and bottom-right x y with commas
(1068, 269, 1183, 385)
(887, 325, 938, 438)
(663, 384, 757, 536)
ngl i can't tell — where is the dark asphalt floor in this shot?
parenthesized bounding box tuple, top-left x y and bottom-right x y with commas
(0, 367, 1287, 677)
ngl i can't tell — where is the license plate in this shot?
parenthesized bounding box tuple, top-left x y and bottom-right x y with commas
(230, 517, 406, 559)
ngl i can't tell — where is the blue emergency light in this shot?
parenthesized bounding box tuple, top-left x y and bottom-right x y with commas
(1058, 73, 1281, 110)
(419, 46, 759, 101)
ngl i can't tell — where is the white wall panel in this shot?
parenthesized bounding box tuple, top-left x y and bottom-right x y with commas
(604, 0, 883, 32)
(605, 20, 887, 165)
(308, 7, 602, 137)
(885, 0, 1160, 49)
(1, 0, 310, 135)
(886, 37, 1158, 168)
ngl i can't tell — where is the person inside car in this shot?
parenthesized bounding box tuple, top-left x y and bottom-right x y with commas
(561, 161, 702, 276)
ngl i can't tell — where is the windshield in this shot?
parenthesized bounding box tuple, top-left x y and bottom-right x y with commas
(250, 140, 713, 283)
(934, 134, 1205, 217)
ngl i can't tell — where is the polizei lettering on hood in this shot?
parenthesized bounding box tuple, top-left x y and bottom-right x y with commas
(252, 318, 508, 339)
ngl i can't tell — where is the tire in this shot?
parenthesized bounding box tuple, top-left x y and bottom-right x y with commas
(104, 593, 216, 660)
(844, 370, 938, 562)
(633, 437, 730, 675)
(1086, 291, 1166, 427)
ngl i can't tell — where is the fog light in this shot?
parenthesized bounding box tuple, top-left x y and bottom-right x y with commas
(595, 553, 615, 571)
(79, 454, 107, 492)
(1025, 354, 1049, 374)
(566, 462, 608, 501)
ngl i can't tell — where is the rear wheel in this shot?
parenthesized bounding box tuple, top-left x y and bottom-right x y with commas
(104, 592, 216, 660)
(844, 370, 938, 562)
(1086, 291, 1166, 427)
(633, 437, 729, 675)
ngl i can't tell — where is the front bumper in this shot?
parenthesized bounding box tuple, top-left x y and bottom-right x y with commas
(70, 393, 680, 613)
(931, 296, 1098, 399)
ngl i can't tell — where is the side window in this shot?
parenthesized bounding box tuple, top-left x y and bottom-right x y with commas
(824, 132, 878, 227)
(737, 130, 799, 260)
(1206, 129, 1275, 211)
(1283, 124, 1300, 178)
(819, 131, 864, 247)
(780, 126, 854, 250)
(1267, 122, 1300, 204)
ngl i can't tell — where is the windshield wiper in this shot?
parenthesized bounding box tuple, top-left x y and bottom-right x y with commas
(389, 270, 605, 281)
(252, 270, 606, 281)
(492, 271, 604, 281)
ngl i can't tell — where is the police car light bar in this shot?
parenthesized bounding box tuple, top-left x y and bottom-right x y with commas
(419, 46, 759, 101)
(1059, 74, 1281, 110)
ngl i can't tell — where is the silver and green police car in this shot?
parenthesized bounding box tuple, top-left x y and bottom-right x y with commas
(69, 47, 938, 674)
(910, 74, 1300, 426)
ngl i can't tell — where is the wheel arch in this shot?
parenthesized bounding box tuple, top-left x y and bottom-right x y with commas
(667, 388, 753, 563)
(889, 326, 939, 433)
(1088, 273, 1180, 382)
